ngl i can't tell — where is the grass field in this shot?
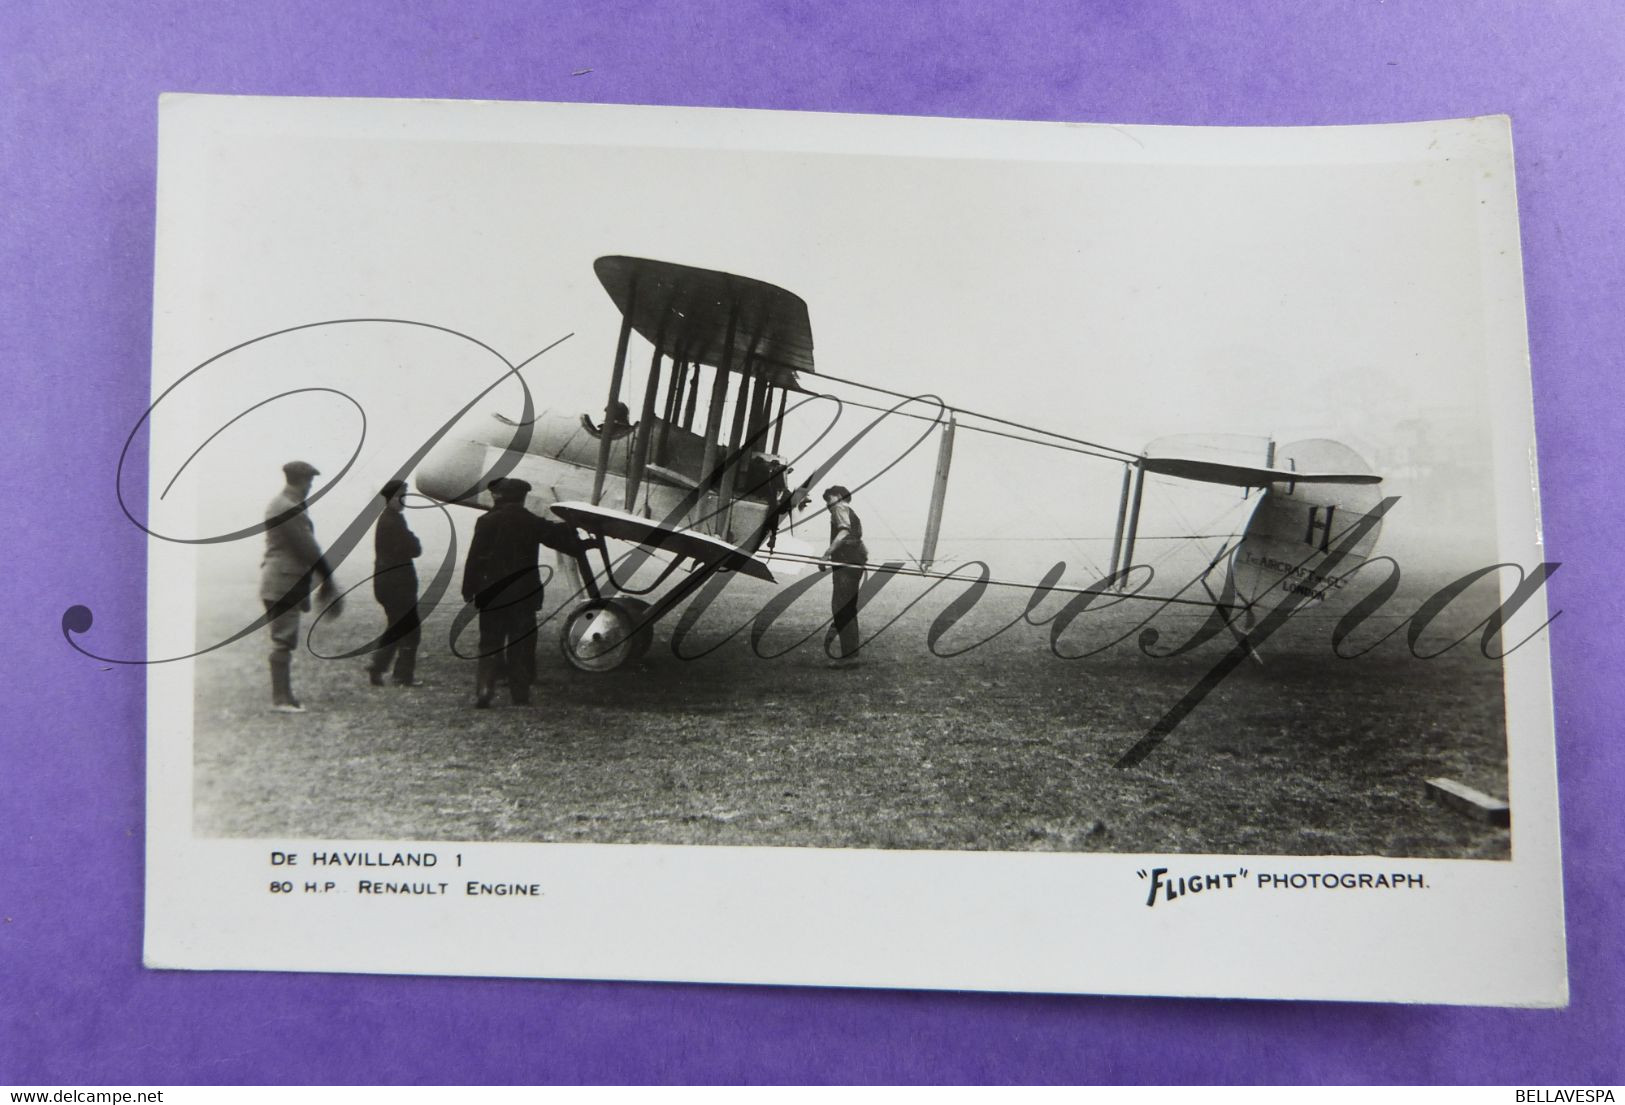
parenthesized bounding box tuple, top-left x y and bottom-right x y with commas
(192, 567, 1511, 858)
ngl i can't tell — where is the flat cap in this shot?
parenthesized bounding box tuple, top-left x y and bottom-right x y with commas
(490, 477, 532, 501)
(283, 460, 320, 480)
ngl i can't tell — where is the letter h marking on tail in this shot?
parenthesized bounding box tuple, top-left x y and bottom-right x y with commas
(1305, 505, 1336, 553)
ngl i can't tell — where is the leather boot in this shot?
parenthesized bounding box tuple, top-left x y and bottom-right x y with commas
(270, 656, 304, 713)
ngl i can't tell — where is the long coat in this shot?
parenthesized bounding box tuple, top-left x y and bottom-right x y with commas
(372, 508, 422, 606)
(258, 487, 325, 610)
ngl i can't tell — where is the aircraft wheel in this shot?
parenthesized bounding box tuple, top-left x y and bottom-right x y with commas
(616, 599, 655, 662)
(561, 598, 654, 672)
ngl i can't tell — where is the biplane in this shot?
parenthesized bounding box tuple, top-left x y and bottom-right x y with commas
(416, 256, 1385, 671)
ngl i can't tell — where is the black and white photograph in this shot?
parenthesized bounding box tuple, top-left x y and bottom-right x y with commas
(138, 96, 1563, 1004)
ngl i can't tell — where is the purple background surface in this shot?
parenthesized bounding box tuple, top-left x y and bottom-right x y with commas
(3, 0, 1621, 1085)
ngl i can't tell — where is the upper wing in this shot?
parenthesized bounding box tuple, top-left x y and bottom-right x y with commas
(593, 255, 815, 386)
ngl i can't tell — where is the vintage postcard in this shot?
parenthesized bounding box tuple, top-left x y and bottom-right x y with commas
(126, 95, 1563, 1003)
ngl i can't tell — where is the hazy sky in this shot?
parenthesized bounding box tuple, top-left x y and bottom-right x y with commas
(149, 99, 1522, 588)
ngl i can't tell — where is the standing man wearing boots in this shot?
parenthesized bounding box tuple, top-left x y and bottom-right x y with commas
(820, 483, 869, 667)
(366, 479, 425, 688)
(259, 460, 343, 713)
(460, 478, 581, 708)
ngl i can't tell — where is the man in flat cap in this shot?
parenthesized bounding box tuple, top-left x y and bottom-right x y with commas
(259, 460, 343, 712)
(366, 479, 424, 688)
(820, 483, 869, 668)
(460, 478, 581, 708)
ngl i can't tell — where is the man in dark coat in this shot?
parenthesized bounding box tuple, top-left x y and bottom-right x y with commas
(258, 459, 343, 712)
(460, 478, 581, 707)
(366, 479, 424, 687)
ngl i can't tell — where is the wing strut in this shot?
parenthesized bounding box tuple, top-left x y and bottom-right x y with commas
(696, 306, 738, 532)
(717, 361, 754, 540)
(593, 276, 637, 506)
(920, 414, 957, 570)
(1107, 461, 1133, 580)
(623, 330, 665, 512)
(1116, 460, 1146, 591)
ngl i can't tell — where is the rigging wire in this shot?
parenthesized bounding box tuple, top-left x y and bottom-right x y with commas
(812, 391, 1129, 463)
(759, 549, 1417, 622)
(762, 549, 1242, 613)
(1141, 479, 1246, 575)
(1006, 466, 1106, 579)
(811, 370, 1140, 463)
(933, 534, 1239, 542)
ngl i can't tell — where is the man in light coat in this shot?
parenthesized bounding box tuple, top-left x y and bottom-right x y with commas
(259, 460, 343, 712)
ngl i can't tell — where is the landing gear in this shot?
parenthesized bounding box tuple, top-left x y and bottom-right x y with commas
(560, 597, 654, 672)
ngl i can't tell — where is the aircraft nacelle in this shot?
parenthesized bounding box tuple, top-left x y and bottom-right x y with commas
(416, 407, 787, 545)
